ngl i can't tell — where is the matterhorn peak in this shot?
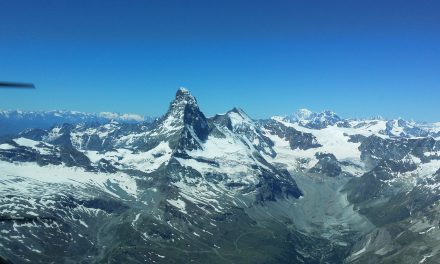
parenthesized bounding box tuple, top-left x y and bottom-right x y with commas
(178, 86, 189, 93)
(163, 88, 202, 122)
(154, 87, 209, 149)
(174, 87, 197, 106)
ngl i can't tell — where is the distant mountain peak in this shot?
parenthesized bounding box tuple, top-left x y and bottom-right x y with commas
(287, 108, 341, 121)
(295, 108, 314, 120)
(315, 110, 341, 121)
(282, 109, 342, 129)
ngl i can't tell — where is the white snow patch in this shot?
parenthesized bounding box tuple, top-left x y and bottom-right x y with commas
(13, 138, 53, 155)
(0, 143, 15, 150)
(0, 161, 138, 199)
(85, 141, 172, 173)
(79, 220, 88, 228)
(167, 199, 187, 214)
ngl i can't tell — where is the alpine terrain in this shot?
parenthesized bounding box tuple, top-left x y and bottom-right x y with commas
(1, 88, 440, 264)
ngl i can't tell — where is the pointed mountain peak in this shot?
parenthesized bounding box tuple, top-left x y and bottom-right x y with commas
(162, 88, 201, 123)
(229, 107, 247, 116)
(174, 87, 197, 106)
(177, 86, 189, 94)
(226, 107, 254, 128)
(161, 87, 200, 125)
(154, 88, 209, 150)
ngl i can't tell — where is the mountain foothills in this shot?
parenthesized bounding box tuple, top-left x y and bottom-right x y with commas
(1, 88, 440, 263)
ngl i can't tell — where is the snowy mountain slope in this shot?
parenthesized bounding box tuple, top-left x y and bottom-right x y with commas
(1, 89, 440, 263)
(280, 108, 440, 138)
(261, 112, 440, 263)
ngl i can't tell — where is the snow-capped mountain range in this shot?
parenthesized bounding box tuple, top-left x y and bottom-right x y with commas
(281, 108, 440, 138)
(0, 109, 150, 136)
(1, 88, 440, 263)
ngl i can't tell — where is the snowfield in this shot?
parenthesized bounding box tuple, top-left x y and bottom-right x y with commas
(0, 161, 138, 199)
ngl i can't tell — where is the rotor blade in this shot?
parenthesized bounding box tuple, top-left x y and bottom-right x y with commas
(0, 82, 35, 89)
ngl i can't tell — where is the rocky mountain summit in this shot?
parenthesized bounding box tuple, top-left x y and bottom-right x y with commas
(1, 88, 440, 263)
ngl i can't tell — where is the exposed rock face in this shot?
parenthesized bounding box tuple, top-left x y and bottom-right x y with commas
(264, 120, 321, 150)
(310, 152, 342, 177)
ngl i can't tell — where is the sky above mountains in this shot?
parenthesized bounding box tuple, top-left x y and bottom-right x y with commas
(1, 0, 439, 121)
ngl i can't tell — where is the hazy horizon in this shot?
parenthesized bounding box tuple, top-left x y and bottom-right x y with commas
(1, 86, 439, 123)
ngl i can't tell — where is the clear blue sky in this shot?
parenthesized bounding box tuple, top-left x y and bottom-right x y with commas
(1, 0, 439, 121)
